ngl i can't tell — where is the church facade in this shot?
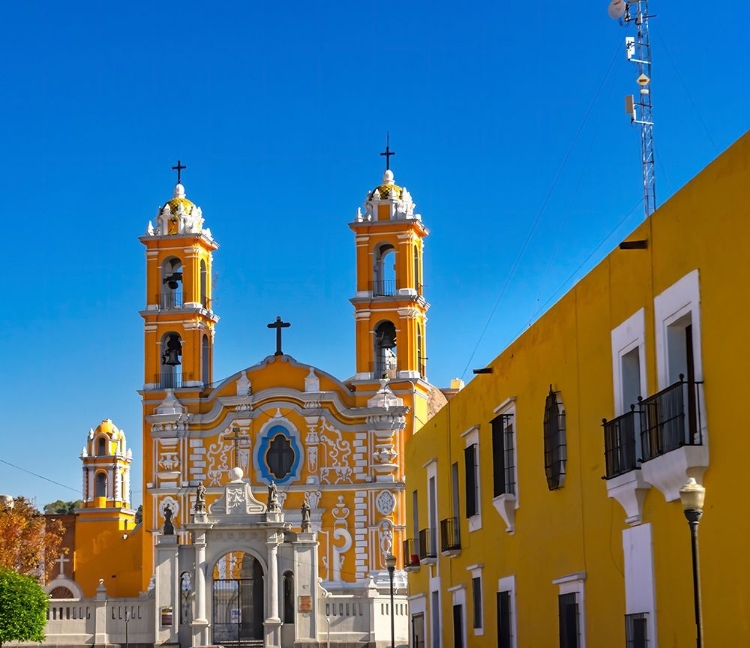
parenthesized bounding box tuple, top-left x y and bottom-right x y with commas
(38, 163, 446, 648)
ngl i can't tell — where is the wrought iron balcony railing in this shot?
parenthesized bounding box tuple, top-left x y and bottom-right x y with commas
(402, 538, 420, 570)
(602, 407, 639, 479)
(439, 517, 461, 554)
(418, 528, 437, 561)
(369, 280, 397, 297)
(639, 375, 703, 462)
(159, 292, 183, 309)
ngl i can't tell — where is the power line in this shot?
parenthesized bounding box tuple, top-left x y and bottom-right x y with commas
(0, 458, 79, 494)
(460, 41, 622, 380)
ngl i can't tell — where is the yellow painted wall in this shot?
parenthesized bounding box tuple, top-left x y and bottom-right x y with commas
(405, 132, 750, 646)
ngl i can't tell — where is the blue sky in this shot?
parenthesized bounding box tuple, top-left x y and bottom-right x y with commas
(0, 2, 747, 507)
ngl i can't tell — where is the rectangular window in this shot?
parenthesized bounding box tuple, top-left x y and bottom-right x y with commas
(412, 613, 426, 648)
(625, 613, 648, 648)
(453, 604, 464, 648)
(497, 591, 512, 648)
(451, 462, 460, 518)
(492, 415, 515, 497)
(412, 489, 419, 544)
(621, 347, 642, 413)
(464, 444, 478, 518)
(431, 591, 440, 648)
(558, 593, 579, 648)
(472, 577, 482, 630)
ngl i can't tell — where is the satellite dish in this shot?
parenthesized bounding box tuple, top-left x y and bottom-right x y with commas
(608, 0, 626, 19)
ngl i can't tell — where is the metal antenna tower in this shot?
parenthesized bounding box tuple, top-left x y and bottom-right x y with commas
(610, 0, 656, 218)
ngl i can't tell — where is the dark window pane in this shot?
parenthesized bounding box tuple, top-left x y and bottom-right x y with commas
(472, 577, 482, 629)
(497, 591, 512, 648)
(464, 445, 477, 518)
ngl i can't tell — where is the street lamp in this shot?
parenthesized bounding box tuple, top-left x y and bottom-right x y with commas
(385, 553, 397, 648)
(679, 478, 706, 648)
(124, 609, 130, 648)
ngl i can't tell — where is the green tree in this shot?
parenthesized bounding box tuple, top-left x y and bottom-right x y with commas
(0, 567, 48, 646)
(43, 500, 82, 515)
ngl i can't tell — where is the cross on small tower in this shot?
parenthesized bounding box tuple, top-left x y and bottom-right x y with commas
(171, 159, 187, 184)
(226, 426, 245, 469)
(380, 133, 395, 171)
(55, 553, 70, 577)
(267, 316, 291, 356)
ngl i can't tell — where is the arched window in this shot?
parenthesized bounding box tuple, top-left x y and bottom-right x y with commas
(374, 321, 397, 379)
(49, 586, 75, 599)
(373, 244, 396, 296)
(200, 259, 208, 308)
(413, 245, 421, 294)
(161, 332, 182, 388)
(417, 324, 425, 377)
(97, 437, 106, 456)
(95, 473, 107, 498)
(283, 571, 295, 624)
(161, 257, 183, 309)
(201, 334, 210, 385)
(543, 387, 567, 490)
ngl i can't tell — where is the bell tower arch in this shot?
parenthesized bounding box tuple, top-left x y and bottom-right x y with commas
(350, 164, 429, 381)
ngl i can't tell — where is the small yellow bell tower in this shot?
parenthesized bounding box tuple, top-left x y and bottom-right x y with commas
(139, 164, 219, 390)
(350, 161, 429, 381)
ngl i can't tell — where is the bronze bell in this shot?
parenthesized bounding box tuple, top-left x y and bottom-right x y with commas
(162, 334, 182, 366)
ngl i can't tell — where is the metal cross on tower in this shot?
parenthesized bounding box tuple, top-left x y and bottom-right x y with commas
(172, 160, 187, 184)
(267, 316, 291, 356)
(614, 0, 656, 219)
(380, 133, 396, 171)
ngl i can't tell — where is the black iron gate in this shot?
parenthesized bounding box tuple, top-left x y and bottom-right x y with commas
(212, 577, 264, 646)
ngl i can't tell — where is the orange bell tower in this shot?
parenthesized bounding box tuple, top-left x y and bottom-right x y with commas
(139, 164, 219, 391)
(350, 154, 429, 381)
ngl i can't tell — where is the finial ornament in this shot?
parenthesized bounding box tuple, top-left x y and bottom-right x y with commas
(379, 133, 395, 171)
(171, 159, 187, 184)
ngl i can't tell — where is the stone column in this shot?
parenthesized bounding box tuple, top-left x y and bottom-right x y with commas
(192, 531, 209, 646)
(264, 531, 282, 648)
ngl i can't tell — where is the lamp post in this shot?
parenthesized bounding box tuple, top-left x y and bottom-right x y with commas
(385, 553, 397, 648)
(124, 609, 130, 648)
(679, 478, 706, 648)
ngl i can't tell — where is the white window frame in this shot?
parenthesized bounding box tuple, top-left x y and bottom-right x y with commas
(553, 572, 586, 648)
(467, 564, 484, 635)
(429, 579, 442, 648)
(611, 308, 647, 416)
(423, 459, 438, 564)
(492, 398, 518, 533)
(461, 425, 482, 531)
(409, 594, 428, 648)
(497, 575, 518, 648)
(654, 269, 703, 389)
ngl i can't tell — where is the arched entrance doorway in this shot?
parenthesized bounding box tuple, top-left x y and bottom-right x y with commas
(212, 551, 265, 646)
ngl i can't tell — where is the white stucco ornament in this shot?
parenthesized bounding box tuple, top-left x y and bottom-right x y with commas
(376, 490, 396, 516)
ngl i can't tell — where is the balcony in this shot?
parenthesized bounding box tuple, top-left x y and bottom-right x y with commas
(402, 538, 420, 572)
(154, 372, 183, 389)
(639, 375, 703, 461)
(370, 279, 397, 297)
(602, 407, 639, 479)
(418, 528, 437, 564)
(439, 517, 461, 557)
(159, 292, 183, 309)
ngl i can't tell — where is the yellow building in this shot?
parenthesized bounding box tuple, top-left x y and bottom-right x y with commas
(404, 132, 750, 647)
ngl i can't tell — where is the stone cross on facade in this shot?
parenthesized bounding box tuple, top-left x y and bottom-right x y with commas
(226, 426, 245, 469)
(55, 553, 70, 577)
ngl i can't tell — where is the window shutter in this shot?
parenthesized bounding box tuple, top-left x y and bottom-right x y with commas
(464, 445, 477, 518)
